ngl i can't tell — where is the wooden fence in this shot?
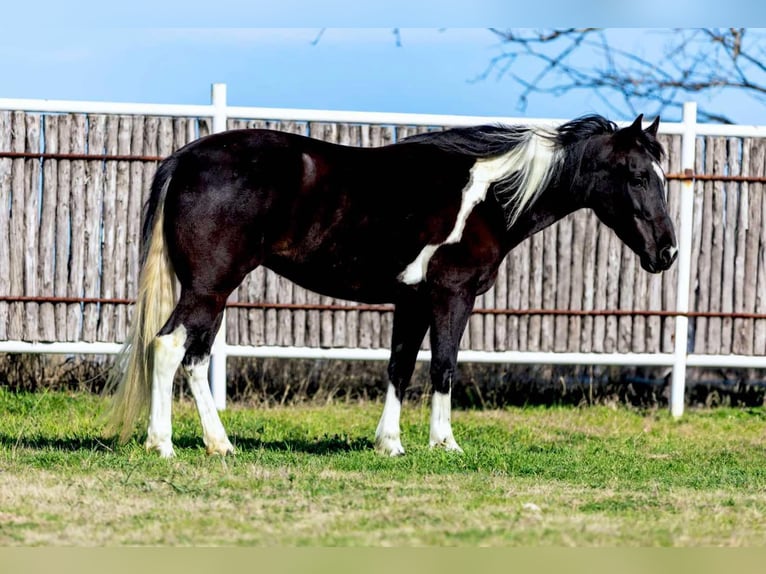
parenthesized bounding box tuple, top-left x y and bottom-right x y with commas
(0, 110, 764, 355)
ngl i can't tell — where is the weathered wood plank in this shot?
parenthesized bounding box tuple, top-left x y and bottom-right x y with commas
(9, 112, 26, 339)
(579, 211, 599, 352)
(506, 246, 521, 351)
(528, 233, 544, 350)
(97, 115, 119, 342)
(66, 114, 88, 341)
(515, 237, 531, 351)
(113, 116, 132, 342)
(720, 138, 740, 354)
(125, 116, 145, 333)
(0, 112, 11, 339)
(691, 137, 708, 354)
(752, 140, 766, 354)
(54, 115, 72, 341)
(743, 138, 762, 354)
(24, 114, 41, 341)
(249, 267, 267, 347)
(591, 218, 610, 352)
(554, 214, 572, 352)
(733, 138, 751, 354)
(264, 269, 279, 346)
(631, 252, 647, 353)
(617, 242, 635, 353)
(603, 227, 621, 353)
(566, 212, 584, 352)
(540, 225, 557, 351)
(706, 137, 727, 353)
(24, 115, 43, 340)
(493, 252, 508, 350)
(82, 115, 106, 342)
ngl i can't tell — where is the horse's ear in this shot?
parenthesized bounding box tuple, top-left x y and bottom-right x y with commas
(644, 116, 660, 137)
(628, 114, 644, 133)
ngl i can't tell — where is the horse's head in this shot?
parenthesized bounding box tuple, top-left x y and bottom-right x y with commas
(585, 114, 677, 273)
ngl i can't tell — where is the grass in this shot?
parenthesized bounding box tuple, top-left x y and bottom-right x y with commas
(1, 388, 766, 546)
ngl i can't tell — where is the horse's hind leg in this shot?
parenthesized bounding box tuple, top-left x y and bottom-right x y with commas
(145, 323, 188, 458)
(145, 287, 234, 457)
(172, 290, 234, 455)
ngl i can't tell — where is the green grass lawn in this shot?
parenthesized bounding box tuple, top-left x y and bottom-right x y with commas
(1, 388, 765, 546)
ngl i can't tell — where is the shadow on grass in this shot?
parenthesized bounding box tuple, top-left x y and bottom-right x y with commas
(0, 434, 118, 453)
(184, 434, 374, 455)
(0, 433, 374, 455)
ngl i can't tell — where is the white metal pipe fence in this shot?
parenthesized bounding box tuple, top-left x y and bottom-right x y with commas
(2, 83, 766, 414)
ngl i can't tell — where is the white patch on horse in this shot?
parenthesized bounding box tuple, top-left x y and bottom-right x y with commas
(374, 383, 405, 456)
(188, 358, 234, 456)
(398, 130, 557, 285)
(652, 161, 666, 186)
(145, 325, 187, 458)
(398, 245, 438, 285)
(429, 390, 463, 453)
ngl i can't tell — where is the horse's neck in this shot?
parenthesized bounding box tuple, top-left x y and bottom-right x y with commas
(502, 181, 585, 253)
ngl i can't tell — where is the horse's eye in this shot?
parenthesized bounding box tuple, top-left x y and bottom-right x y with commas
(630, 176, 647, 189)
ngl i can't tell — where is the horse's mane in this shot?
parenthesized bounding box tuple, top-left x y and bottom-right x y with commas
(398, 115, 617, 157)
(398, 124, 553, 158)
(398, 115, 663, 227)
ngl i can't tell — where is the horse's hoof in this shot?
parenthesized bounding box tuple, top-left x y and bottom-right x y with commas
(145, 439, 176, 458)
(375, 436, 406, 457)
(206, 439, 235, 456)
(429, 438, 464, 454)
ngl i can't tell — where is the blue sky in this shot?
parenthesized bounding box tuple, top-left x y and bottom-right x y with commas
(2, 2, 765, 124)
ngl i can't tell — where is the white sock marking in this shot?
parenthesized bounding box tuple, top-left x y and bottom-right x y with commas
(145, 326, 187, 458)
(375, 383, 405, 456)
(429, 390, 463, 453)
(399, 130, 557, 285)
(188, 358, 234, 455)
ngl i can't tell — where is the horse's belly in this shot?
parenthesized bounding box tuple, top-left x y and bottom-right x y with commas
(263, 255, 403, 304)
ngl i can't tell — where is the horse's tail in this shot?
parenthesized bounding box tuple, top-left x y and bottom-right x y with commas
(105, 156, 179, 443)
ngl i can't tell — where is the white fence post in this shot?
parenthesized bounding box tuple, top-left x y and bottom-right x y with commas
(670, 102, 698, 417)
(209, 82, 229, 410)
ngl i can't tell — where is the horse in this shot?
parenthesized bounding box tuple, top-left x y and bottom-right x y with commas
(106, 113, 677, 458)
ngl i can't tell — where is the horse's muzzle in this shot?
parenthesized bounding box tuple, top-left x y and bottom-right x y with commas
(642, 244, 678, 273)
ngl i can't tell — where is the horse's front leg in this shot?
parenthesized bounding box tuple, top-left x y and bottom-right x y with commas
(427, 287, 475, 453)
(375, 291, 429, 456)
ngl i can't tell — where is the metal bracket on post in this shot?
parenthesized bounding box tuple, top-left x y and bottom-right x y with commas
(670, 101, 697, 418)
(209, 83, 228, 411)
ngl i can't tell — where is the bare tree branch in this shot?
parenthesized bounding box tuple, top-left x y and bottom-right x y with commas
(487, 28, 766, 124)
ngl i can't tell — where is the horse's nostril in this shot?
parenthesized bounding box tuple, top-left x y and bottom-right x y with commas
(660, 245, 678, 265)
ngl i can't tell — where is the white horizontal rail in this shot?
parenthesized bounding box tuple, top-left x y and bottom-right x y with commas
(0, 97, 213, 118)
(227, 345, 676, 366)
(5, 340, 766, 370)
(0, 341, 123, 354)
(2, 91, 766, 138)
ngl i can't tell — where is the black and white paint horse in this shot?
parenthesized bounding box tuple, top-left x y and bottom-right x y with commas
(107, 114, 677, 457)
